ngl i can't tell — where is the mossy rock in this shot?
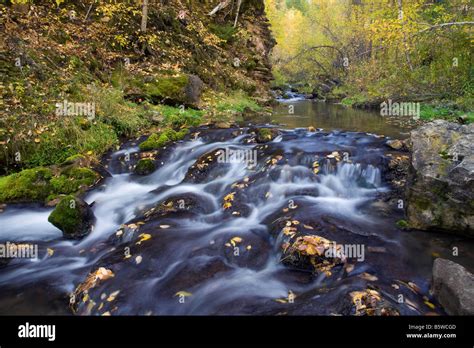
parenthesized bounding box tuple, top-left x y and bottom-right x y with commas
(0, 165, 99, 204)
(125, 73, 203, 107)
(163, 128, 189, 141)
(144, 75, 189, 102)
(134, 159, 156, 176)
(0, 167, 53, 203)
(48, 195, 95, 239)
(51, 167, 98, 193)
(139, 128, 189, 151)
(256, 128, 279, 143)
(139, 133, 169, 151)
(62, 154, 86, 166)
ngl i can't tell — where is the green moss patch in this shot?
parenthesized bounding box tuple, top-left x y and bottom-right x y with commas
(208, 23, 237, 43)
(0, 167, 53, 203)
(0, 166, 99, 204)
(47, 195, 88, 237)
(118, 71, 190, 105)
(51, 167, 98, 194)
(396, 219, 409, 229)
(134, 159, 156, 175)
(258, 128, 273, 141)
(139, 128, 189, 151)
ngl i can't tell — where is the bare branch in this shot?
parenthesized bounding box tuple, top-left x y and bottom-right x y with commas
(233, 0, 242, 28)
(418, 21, 474, 33)
(208, 0, 232, 16)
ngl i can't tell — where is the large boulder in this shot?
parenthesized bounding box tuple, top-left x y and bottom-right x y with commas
(48, 195, 95, 239)
(406, 120, 474, 236)
(432, 258, 474, 315)
(125, 73, 204, 108)
(184, 75, 204, 107)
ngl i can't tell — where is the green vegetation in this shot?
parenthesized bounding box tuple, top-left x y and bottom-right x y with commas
(47, 195, 84, 236)
(111, 70, 191, 105)
(134, 159, 156, 176)
(257, 128, 273, 142)
(0, 167, 53, 203)
(208, 23, 238, 43)
(266, 0, 473, 119)
(420, 104, 474, 123)
(215, 92, 262, 114)
(139, 128, 189, 151)
(50, 167, 97, 196)
(0, 166, 98, 204)
(139, 133, 169, 151)
(157, 106, 203, 128)
(396, 219, 409, 229)
(1, 1, 271, 177)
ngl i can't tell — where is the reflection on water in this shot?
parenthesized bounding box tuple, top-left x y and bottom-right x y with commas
(273, 100, 414, 138)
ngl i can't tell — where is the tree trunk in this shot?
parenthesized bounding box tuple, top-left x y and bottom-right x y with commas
(397, 0, 413, 71)
(141, 0, 149, 32)
(234, 0, 243, 28)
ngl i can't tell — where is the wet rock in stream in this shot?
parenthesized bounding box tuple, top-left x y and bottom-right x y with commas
(432, 258, 474, 315)
(48, 195, 95, 239)
(406, 121, 474, 236)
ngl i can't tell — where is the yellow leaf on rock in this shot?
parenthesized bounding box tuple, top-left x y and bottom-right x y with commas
(231, 237, 243, 244)
(175, 291, 192, 297)
(96, 267, 114, 281)
(136, 233, 151, 245)
(224, 192, 235, 202)
(107, 290, 120, 302)
(424, 301, 435, 309)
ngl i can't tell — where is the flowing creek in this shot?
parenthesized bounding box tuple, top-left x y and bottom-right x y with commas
(0, 100, 473, 315)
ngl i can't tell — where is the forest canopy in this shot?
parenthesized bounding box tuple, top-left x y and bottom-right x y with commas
(266, 0, 473, 108)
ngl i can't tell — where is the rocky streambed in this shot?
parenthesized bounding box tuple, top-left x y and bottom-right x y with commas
(1, 120, 473, 316)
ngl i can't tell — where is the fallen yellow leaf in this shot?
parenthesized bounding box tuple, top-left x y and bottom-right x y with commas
(175, 291, 192, 297)
(107, 290, 120, 302)
(136, 233, 151, 245)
